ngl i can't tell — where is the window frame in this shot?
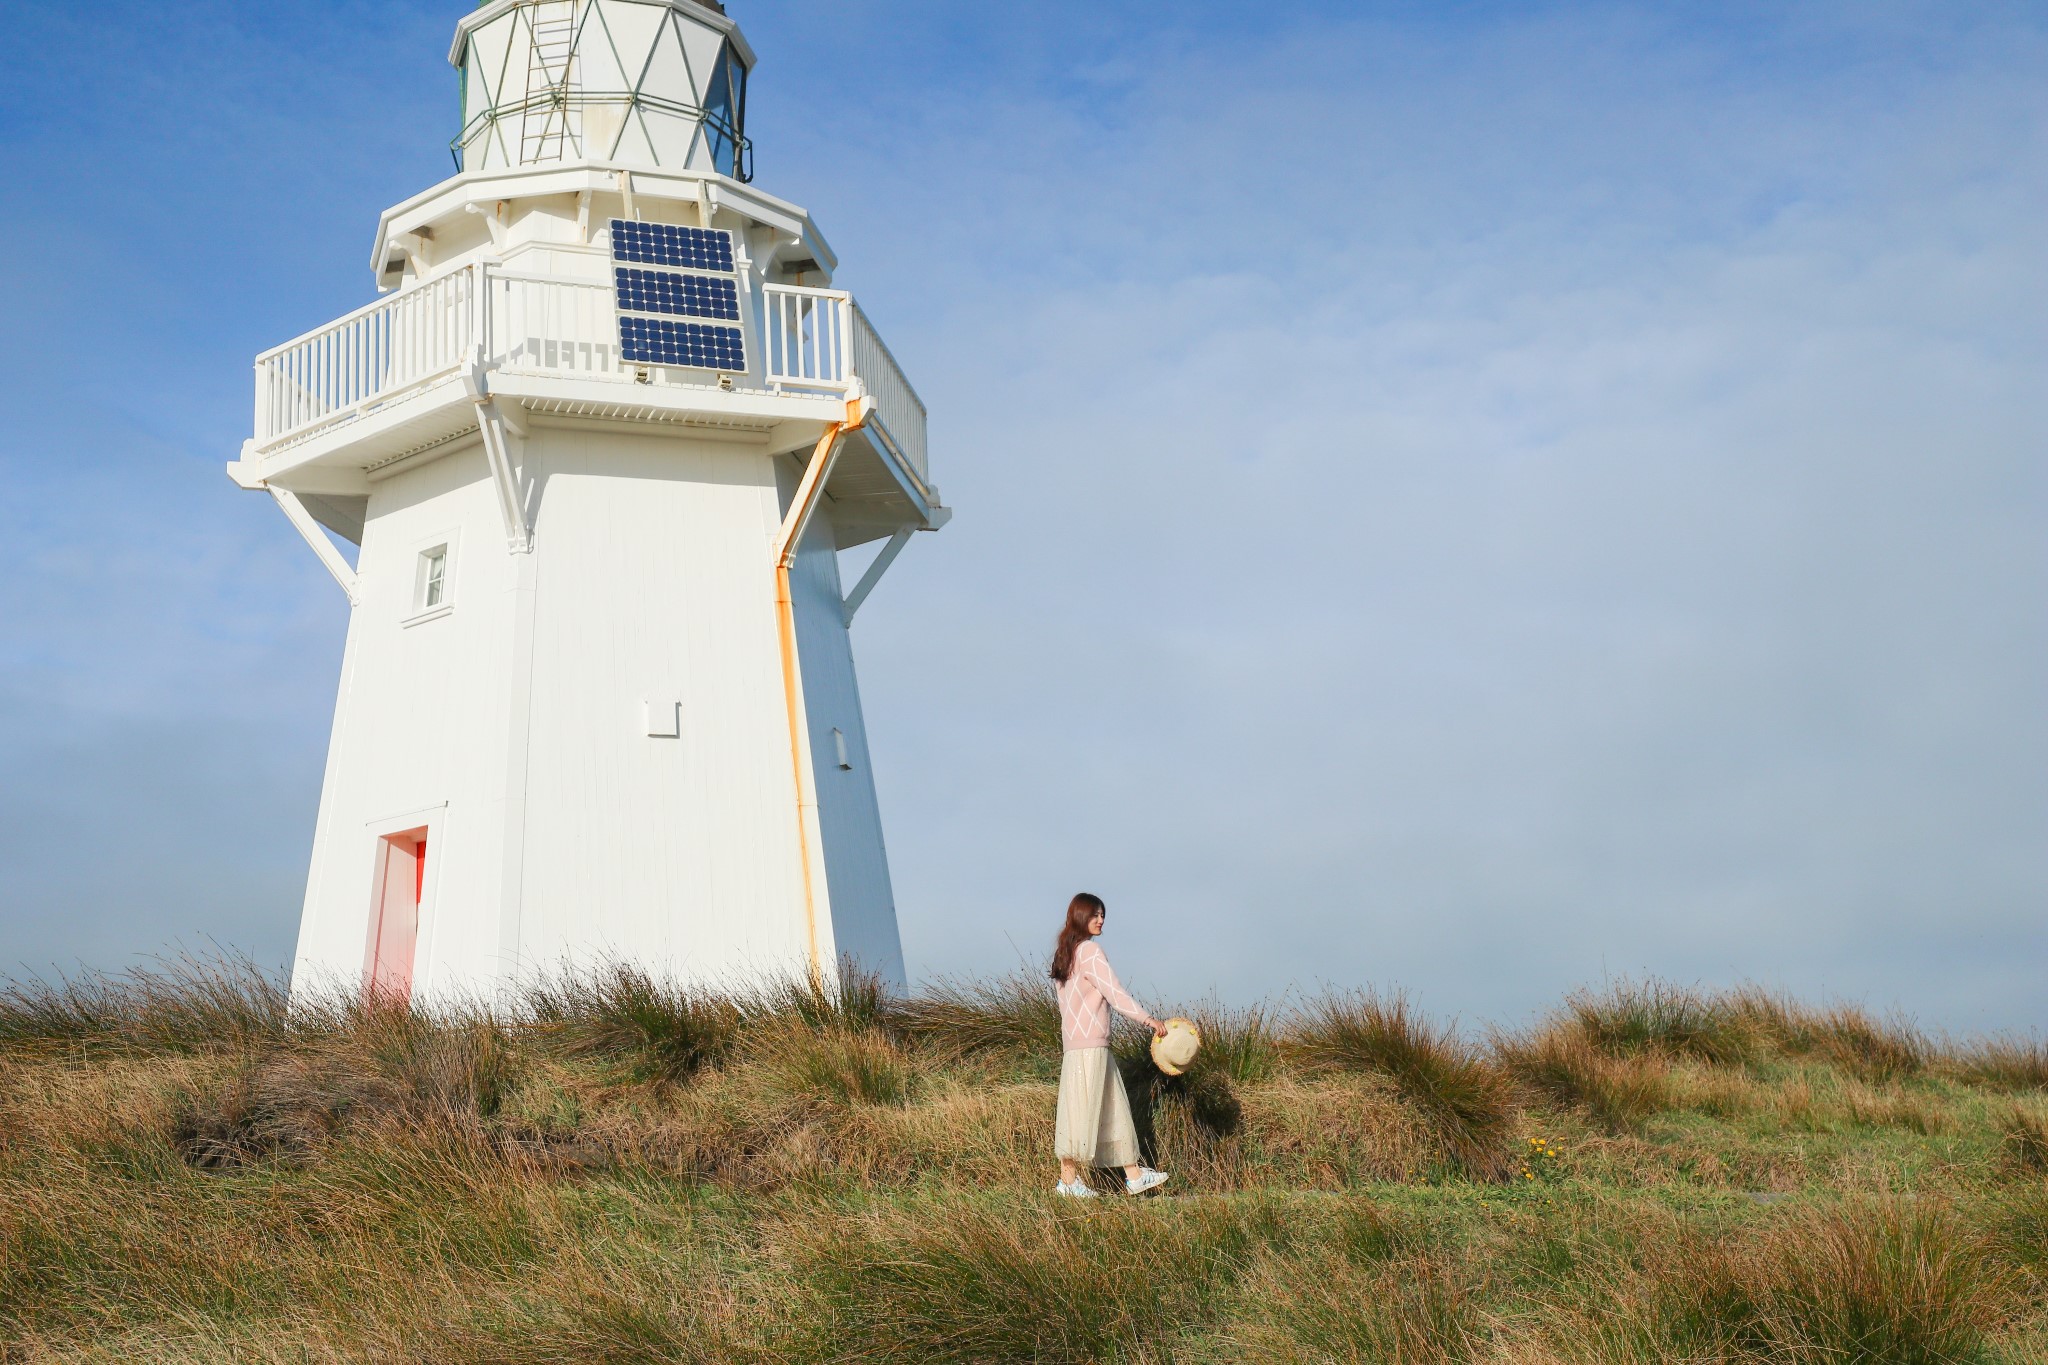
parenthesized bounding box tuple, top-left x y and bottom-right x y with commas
(403, 531, 460, 627)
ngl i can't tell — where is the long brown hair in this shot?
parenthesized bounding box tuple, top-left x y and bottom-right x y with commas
(1049, 892, 1105, 983)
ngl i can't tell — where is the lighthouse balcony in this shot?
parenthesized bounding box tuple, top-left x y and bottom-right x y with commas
(237, 263, 936, 545)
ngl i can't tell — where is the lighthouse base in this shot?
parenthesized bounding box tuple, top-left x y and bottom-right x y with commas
(288, 420, 905, 1007)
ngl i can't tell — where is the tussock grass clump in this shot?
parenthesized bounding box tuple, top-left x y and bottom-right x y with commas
(1956, 1035, 2048, 1093)
(524, 963, 741, 1084)
(794, 1197, 1268, 1363)
(1169, 1068, 1246, 1139)
(2003, 1106, 2048, 1176)
(1566, 978, 1760, 1065)
(169, 1008, 511, 1169)
(1239, 1074, 1434, 1185)
(1284, 990, 1514, 1180)
(1550, 982, 1949, 1087)
(1493, 1021, 1679, 1129)
(383, 1198, 791, 1365)
(1217, 1232, 1479, 1364)
(885, 971, 1061, 1064)
(1185, 1001, 1280, 1085)
(1202, 1204, 1486, 1361)
(752, 965, 890, 1033)
(1147, 1082, 1248, 1191)
(1840, 1080, 1947, 1135)
(1808, 1004, 1930, 1084)
(1545, 1201, 2007, 1364)
(1754, 1200, 2007, 1364)
(748, 1022, 915, 1108)
(1725, 989, 1933, 1082)
(0, 953, 288, 1057)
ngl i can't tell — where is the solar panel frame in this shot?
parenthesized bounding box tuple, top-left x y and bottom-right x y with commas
(618, 317, 748, 371)
(608, 220, 749, 373)
(609, 219, 736, 273)
(613, 268, 742, 322)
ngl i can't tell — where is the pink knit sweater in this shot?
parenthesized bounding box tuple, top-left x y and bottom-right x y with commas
(1056, 940, 1156, 1051)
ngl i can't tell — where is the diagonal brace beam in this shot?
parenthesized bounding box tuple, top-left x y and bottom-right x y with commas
(270, 487, 360, 605)
(841, 529, 913, 625)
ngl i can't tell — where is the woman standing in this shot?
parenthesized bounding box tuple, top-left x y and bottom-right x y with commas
(1051, 892, 1172, 1198)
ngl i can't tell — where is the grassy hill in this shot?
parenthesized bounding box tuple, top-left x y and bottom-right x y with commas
(1, 959, 2044, 1363)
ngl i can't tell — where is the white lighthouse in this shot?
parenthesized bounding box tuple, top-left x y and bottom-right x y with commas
(230, 0, 946, 1005)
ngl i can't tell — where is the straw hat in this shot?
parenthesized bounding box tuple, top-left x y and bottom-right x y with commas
(1150, 1017, 1202, 1076)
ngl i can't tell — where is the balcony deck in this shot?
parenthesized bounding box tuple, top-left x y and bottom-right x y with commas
(239, 264, 934, 540)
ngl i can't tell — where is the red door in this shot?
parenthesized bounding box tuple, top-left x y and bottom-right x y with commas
(367, 832, 427, 1004)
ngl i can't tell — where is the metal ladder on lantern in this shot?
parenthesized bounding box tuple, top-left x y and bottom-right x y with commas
(519, 1, 579, 164)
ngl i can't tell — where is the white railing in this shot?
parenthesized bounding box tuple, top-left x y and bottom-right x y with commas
(762, 283, 851, 392)
(761, 285, 929, 485)
(254, 266, 475, 445)
(848, 302, 930, 486)
(253, 271, 929, 489)
(484, 270, 618, 380)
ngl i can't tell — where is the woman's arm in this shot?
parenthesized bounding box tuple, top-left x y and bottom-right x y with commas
(1080, 945, 1157, 1031)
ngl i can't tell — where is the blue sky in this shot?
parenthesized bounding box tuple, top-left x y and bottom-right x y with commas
(2, 0, 2043, 1032)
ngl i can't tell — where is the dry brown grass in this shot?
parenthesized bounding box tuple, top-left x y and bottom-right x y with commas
(884, 971, 1062, 1069)
(2003, 1104, 2048, 1177)
(1565, 978, 1763, 1065)
(1284, 990, 1517, 1180)
(1204, 1213, 1481, 1365)
(1493, 1020, 1681, 1129)
(1529, 1198, 2010, 1364)
(782, 1196, 1258, 1363)
(0, 953, 289, 1058)
(743, 1017, 917, 1109)
(1213, 1253, 1480, 1363)
(169, 1011, 512, 1169)
(1234, 1074, 1435, 1186)
(1808, 1004, 1932, 1084)
(4, 963, 2047, 1362)
(1956, 1036, 2048, 1093)
(523, 961, 744, 1083)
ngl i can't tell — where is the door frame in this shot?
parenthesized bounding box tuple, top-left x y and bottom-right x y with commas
(361, 802, 448, 1004)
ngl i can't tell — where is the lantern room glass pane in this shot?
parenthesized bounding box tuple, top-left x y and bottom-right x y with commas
(703, 40, 747, 178)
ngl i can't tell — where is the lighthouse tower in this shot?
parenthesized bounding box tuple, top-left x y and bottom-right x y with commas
(229, 0, 946, 1005)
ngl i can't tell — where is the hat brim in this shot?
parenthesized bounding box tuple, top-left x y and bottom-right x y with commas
(1150, 1017, 1201, 1076)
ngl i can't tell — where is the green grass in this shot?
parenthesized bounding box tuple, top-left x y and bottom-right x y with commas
(1, 961, 2044, 1363)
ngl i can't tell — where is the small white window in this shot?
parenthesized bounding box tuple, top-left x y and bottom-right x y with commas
(418, 546, 449, 612)
(833, 727, 852, 770)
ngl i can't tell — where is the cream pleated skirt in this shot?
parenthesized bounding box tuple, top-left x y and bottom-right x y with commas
(1054, 1046, 1140, 1167)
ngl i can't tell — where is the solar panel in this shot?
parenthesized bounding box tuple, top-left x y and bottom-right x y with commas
(614, 268, 741, 322)
(609, 219, 735, 273)
(609, 219, 748, 372)
(618, 317, 748, 371)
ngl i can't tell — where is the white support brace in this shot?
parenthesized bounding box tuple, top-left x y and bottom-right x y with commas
(465, 200, 509, 252)
(841, 528, 913, 624)
(464, 357, 533, 553)
(270, 487, 360, 605)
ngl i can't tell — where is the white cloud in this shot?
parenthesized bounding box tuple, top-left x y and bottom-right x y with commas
(811, 3, 2048, 1029)
(1, 1, 2041, 1031)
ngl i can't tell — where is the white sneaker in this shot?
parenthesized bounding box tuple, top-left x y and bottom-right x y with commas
(1126, 1168, 1170, 1196)
(1055, 1180, 1099, 1198)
